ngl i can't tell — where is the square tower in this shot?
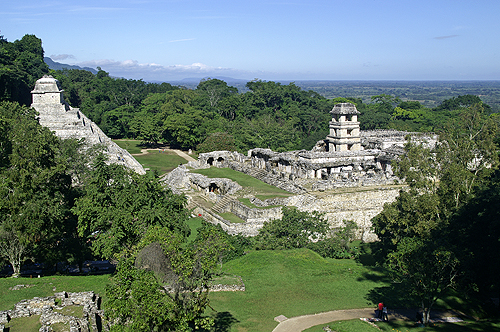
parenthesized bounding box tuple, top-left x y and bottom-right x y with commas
(31, 75, 65, 105)
(326, 103, 361, 152)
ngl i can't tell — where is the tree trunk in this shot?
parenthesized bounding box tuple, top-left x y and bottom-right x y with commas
(11, 260, 21, 278)
(0, 232, 27, 278)
(422, 306, 431, 326)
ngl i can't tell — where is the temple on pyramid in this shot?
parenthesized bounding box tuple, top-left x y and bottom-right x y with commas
(31, 75, 145, 174)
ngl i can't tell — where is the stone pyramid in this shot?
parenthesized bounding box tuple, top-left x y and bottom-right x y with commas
(31, 75, 145, 174)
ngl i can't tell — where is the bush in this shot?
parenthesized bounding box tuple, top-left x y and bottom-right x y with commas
(194, 221, 252, 263)
(196, 132, 236, 153)
(307, 221, 359, 259)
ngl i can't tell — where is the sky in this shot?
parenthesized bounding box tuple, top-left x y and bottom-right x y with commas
(2, 0, 500, 82)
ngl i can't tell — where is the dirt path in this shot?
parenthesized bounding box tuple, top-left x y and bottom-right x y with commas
(132, 148, 196, 162)
(272, 308, 462, 332)
(272, 308, 375, 332)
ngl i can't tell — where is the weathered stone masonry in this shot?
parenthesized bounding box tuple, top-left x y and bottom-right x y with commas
(164, 103, 436, 241)
(31, 75, 145, 175)
(0, 291, 103, 332)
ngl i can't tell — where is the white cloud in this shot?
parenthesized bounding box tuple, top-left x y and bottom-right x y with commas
(434, 35, 459, 40)
(50, 54, 76, 61)
(75, 59, 256, 81)
(68, 6, 127, 12)
(169, 38, 195, 43)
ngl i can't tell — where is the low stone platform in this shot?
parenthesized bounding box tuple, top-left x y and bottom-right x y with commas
(0, 291, 103, 332)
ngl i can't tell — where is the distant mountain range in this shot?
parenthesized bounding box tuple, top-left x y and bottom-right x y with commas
(44, 57, 98, 74)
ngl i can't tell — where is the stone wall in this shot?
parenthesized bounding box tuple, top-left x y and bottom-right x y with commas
(165, 155, 402, 241)
(361, 129, 437, 150)
(192, 206, 265, 236)
(0, 291, 103, 332)
(245, 188, 401, 242)
(228, 200, 283, 223)
(287, 188, 401, 242)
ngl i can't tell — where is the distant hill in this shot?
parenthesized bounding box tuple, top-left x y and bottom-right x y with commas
(44, 57, 98, 75)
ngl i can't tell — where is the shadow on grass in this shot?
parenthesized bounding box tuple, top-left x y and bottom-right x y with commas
(356, 241, 387, 267)
(365, 282, 419, 309)
(354, 242, 418, 309)
(377, 319, 500, 332)
(211, 311, 239, 332)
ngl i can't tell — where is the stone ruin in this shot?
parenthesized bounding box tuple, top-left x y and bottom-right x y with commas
(164, 103, 437, 241)
(191, 104, 436, 190)
(0, 291, 103, 332)
(31, 75, 145, 175)
(0, 282, 245, 332)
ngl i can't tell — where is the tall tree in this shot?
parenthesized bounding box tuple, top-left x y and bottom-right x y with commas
(372, 103, 498, 324)
(387, 238, 459, 325)
(105, 225, 230, 331)
(73, 155, 190, 259)
(373, 104, 498, 247)
(0, 101, 72, 275)
(255, 207, 328, 250)
(0, 34, 48, 105)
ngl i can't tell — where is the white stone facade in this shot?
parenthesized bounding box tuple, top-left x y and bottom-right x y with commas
(31, 75, 146, 175)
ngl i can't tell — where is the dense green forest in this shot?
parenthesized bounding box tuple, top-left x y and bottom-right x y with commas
(50, 67, 496, 153)
(172, 79, 500, 111)
(1, 34, 499, 330)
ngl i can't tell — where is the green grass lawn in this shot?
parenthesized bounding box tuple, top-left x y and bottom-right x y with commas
(134, 150, 187, 174)
(208, 248, 388, 332)
(191, 167, 292, 198)
(238, 197, 281, 209)
(4, 315, 41, 331)
(304, 318, 500, 332)
(54, 305, 84, 318)
(219, 212, 246, 223)
(186, 217, 204, 242)
(2, 247, 494, 332)
(113, 139, 189, 174)
(113, 139, 144, 154)
(0, 274, 112, 311)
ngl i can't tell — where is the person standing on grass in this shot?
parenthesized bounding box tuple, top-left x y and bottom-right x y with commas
(382, 305, 388, 321)
(377, 302, 384, 318)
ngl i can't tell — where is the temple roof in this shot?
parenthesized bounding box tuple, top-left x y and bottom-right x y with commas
(31, 75, 62, 93)
(330, 103, 360, 115)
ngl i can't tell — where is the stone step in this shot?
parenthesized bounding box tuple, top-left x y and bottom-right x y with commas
(212, 195, 235, 214)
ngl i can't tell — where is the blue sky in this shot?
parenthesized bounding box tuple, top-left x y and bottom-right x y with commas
(2, 0, 500, 81)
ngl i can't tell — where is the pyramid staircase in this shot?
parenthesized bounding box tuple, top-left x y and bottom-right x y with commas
(211, 195, 236, 214)
(245, 168, 269, 182)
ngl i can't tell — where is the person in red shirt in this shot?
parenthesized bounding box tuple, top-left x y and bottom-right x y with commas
(378, 302, 384, 318)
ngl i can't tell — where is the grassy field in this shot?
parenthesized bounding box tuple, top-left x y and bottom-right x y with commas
(113, 139, 189, 174)
(4, 315, 41, 331)
(113, 139, 144, 154)
(186, 217, 204, 242)
(238, 197, 281, 209)
(134, 150, 187, 174)
(304, 318, 500, 332)
(219, 212, 246, 223)
(208, 248, 388, 332)
(190, 167, 292, 199)
(1, 247, 496, 332)
(0, 274, 112, 311)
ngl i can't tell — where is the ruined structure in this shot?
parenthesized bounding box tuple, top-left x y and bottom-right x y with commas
(326, 102, 361, 152)
(31, 75, 145, 174)
(0, 291, 103, 332)
(165, 103, 436, 241)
